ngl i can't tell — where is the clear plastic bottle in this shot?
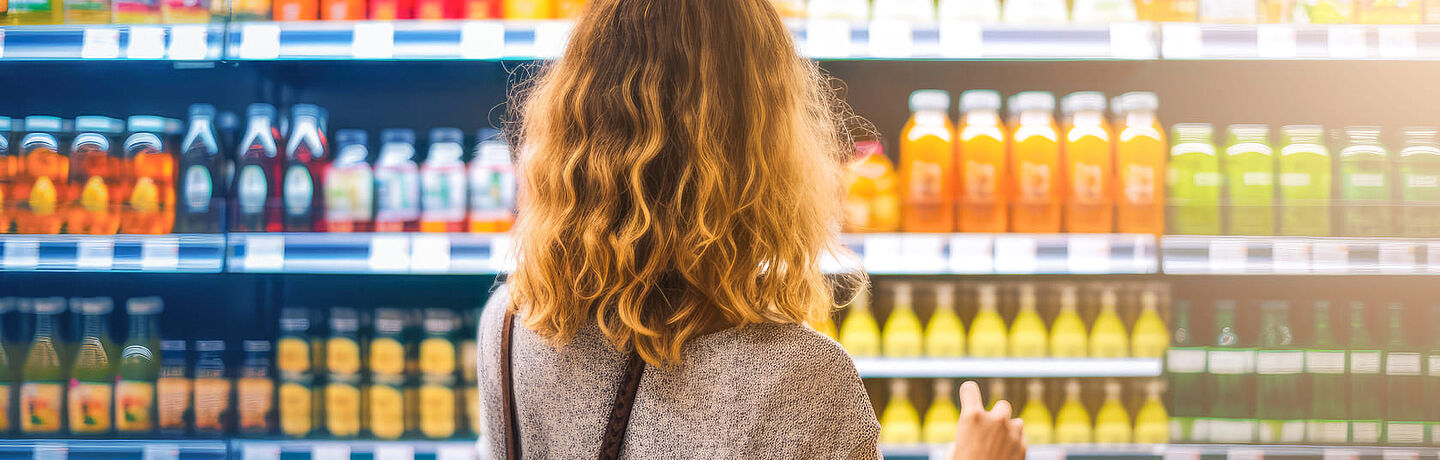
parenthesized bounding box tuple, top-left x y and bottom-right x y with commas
(467, 129, 516, 233)
(420, 128, 468, 233)
(177, 104, 224, 234)
(374, 129, 421, 233)
(324, 130, 374, 233)
(881, 283, 924, 358)
(282, 104, 327, 232)
(233, 104, 283, 233)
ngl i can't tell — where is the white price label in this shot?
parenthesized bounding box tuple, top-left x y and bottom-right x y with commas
(1227, 447, 1264, 460)
(141, 445, 180, 460)
(1312, 240, 1348, 272)
(994, 236, 1038, 273)
(168, 25, 210, 60)
(1380, 241, 1416, 272)
(533, 21, 574, 58)
(243, 235, 285, 272)
(239, 24, 282, 60)
(1271, 239, 1309, 273)
(898, 235, 946, 273)
(1430, 242, 1440, 273)
(241, 445, 280, 460)
(311, 445, 350, 460)
(436, 445, 478, 460)
(1382, 451, 1420, 460)
(1322, 449, 1360, 460)
(1379, 27, 1418, 58)
(2, 239, 38, 270)
(375, 445, 414, 460)
(805, 19, 852, 58)
(868, 19, 914, 58)
(76, 239, 115, 271)
(1024, 447, 1065, 460)
(938, 20, 982, 58)
(948, 235, 994, 273)
(488, 235, 515, 272)
(81, 27, 122, 59)
(368, 235, 411, 272)
(0, 30, 6, 59)
(1066, 235, 1111, 273)
(459, 21, 505, 59)
(411, 235, 453, 272)
(1208, 239, 1248, 273)
(1164, 448, 1202, 460)
(1161, 22, 1203, 58)
(861, 235, 902, 272)
(1257, 24, 1297, 58)
(141, 238, 180, 271)
(1110, 22, 1156, 59)
(353, 22, 396, 59)
(126, 26, 167, 59)
(1327, 26, 1368, 59)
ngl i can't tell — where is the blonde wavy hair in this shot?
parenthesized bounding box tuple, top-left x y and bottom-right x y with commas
(507, 0, 866, 367)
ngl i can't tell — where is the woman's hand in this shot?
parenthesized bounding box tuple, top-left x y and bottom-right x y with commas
(948, 381, 1026, 460)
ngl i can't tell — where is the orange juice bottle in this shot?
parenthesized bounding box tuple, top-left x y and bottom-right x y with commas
(66, 116, 125, 235)
(504, 0, 552, 18)
(0, 118, 13, 234)
(462, 0, 499, 17)
(956, 90, 1008, 233)
(15, 117, 68, 235)
(1114, 92, 1166, 235)
(120, 117, 176, 235)
(844, 140, 901, 233)
(1060, 92, 1115, 234)
(321, 0, 364, 19)
(273, 0, 317, 20)
(555, 0, 584, 17)
(900, 90, 956, 233)
(1008, 92, 1062, 233)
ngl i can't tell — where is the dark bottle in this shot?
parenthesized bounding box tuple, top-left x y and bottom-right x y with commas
(1383, 303, 1424, 445)
(1427, 305, 1440, 445)
(237, 340, 275, 436)
(1304, 301, 1347, 444)
(192, 340, 231, 436)
(233, 103, 283, 233)
(282, 104, 327, 232)
(176, 104, 225, 233)
(1255, 301, 1304, 443)
(1206, 300, 1256, 443)
(1165, 300, 1206, 443)
(1348, 302, 1383, 444)
(156, 340, 190, 437)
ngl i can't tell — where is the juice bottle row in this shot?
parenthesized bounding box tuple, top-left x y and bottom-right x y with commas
(2, 0, 586, 25)
(847, 90, 1166, 235)
(1168, 124, 1440, 237)
(827, 282, 1170, 359)
(0, 103, 519, 235)
(776, 0, 1440, 25)
(872, 377, 1168, 446)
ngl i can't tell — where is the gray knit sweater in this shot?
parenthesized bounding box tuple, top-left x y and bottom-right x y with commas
(478, 285, 882, 459)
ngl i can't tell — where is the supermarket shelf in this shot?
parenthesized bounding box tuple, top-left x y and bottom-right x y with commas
(0, 234, 225, 272)
(841, 233, 1158, 275)
(796, 21, 1157, 60)
(226, 232, 511, 274)
(231, 440, 478, 460)
(852, 358, 1162, 378)
(0, 24, 224, 61)
(0, 439, 228, 459)
(224, 20, 570, 60)
(1161, 235, 1440, 275)
(1161, 23, 1440, 60)
(902, 444, 1440, 459)
(880, 444, 947, 460)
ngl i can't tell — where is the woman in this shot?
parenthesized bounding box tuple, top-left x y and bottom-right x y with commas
(478, 0, 1026, 458)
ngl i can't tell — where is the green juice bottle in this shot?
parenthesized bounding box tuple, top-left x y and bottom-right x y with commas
(1278, 126, 1332, 236)
(116, 297, 161, 436)
(1256, 301, 1305, 443)
(20, 298, 66, 435)
(1166, 300, 1207, 442)
(1305, 301, 1349, 444)
(1167, 123, 1223, 235)
(1205, 300, 1256, 443)
(1348, 302, 1383, 444)
(67, 298, 114, 436)
(1398, 127, 1440, 237)
(1224, 125, 1276, 236)
(1339, 127, 1394, 237)
(1383, 303, 1424, 445)
(1425, 305, 1440, 444)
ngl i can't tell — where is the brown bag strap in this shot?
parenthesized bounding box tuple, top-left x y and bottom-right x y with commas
(501, 308, 647, 460)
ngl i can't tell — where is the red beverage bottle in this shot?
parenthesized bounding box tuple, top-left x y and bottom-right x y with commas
(233, 104, 283, 233)
(282, 104, 327, 232)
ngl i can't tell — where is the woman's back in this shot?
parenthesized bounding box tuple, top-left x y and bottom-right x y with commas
(478, 287, 881, 459)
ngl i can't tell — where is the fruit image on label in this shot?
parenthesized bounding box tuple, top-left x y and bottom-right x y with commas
(68, 382, 113, 433)
(276, 338, 311, 374)
(194, 379, 232, 431)
(419, 338, 456, 375)
(966, 162, 997, 202)
(909, 162, 943, 203)
(157, 378, 191, 430)
(130, 178, 160, 213)
(419, 384, 455, 438)
(80, 176, 109, 213)
(326, 383, 362, 437)
(21, 382, 63, 433)
(1072, 163, 1105, 202)
(283, 165, 314, 216)
(1021, 162, 1051, 200)
(1125, 164, 1156, 204)
(238, 377, 274, 431)
(369, 338, 405, 376)
(326, 338, 361, 375)
(368, 384, 405, 439)
(115, 381, 155, 432)
(237, 165, 269, 213)
(29, 177, 57, 215)
(185, 166, 213, 212)
(279, 381, 313, 436)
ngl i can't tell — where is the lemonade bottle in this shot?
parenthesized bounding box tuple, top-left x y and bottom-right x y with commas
(1009, 284, 1048, 357)
(839, 288, 881, 358)
(1131, 290, 1170, 358)
(374, 129, 421, 233)
(1019, 379, 1054, 445)
(324, 130, 374, 233)
(116, 297, 161, 435)
(282, 105, 327, 232)
(1061, 92, 1115, 234)
(1090, 289, 1129, 358)
(1094, 379, 1133, 443)
(924, 284, 965, 358)
(234, 104, 283, 233)
(845, 140, 901, 233)
(1168, 123, 1222, 235)
(1050, 286, 1088, 358)
(468, 129, 517, 233)
(1134, 379, 1169, 443)
(900, 90, 956, 233)
(20, 298, 65, 435)
(1054, 379, 1093, 443)
(922, 379, 960, 444)
(880, 379, 922, 444)
(16, 117, 68, 235)
(66, 116, 124, 235)
(1339, 126, 1394, 237)
(419, 128, 468, 233)
(504, 0, 552, 18)
(1278, 125, 1332, 236)
(1115, 92, 1166, 235)
(968, 284, 1008, 357)
(956, 90, 1008, 233)
(882, 283, 924, 358)
(121, 117, 177, 235)
(1009, 92, 1062, 233)
(1224, 125, 1276, 236)
(67, 298, 114, 436)
(1399, 127, 1440, 237)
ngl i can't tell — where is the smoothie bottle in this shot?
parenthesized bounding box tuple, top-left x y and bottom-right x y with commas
(1114, 92, 1166, 235)
(1339, 126, 1393, 237)
(1399, 127, 1440, 237)
(1167, 123, 1222, 235)
(1224, 124, 1275, 236)
(1277, 125, 1331, 236)
(120, 116, 177, 235)
(16, 117, 68, 235)
(65, 116, 124, 235)
(1008, 92, 1062, 233)
(900, 90, 956, 233)
(956, 90, 1007, 233)
(374, 129, 420, 233)
(844, 140, 901, 233)
(419, 128, 468, 233)
(324, 130, 374, 233)
(1060, 92, 1115, 234)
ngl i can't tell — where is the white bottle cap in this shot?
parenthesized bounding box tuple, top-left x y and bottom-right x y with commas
(1061, 91, 1107, 114)
(1065, 379, 1081, 397)
(1104, 379, 1122, 399)
(1119, 91, 1159, 113)
(1060, 285, 1078, 311)
(1027, 379, 1045, 397)
(1018, 283, 1036, 310)
(893, 282, 912, 309)
(977, 284, 998, 309)
(126, 296, 164, 315)
(1101, 289, 1118, 309)
(1141, 290, 1159, 311)
(33, 297, 66, 315)
(935, 284, 954, 310)
(1011, 91, 1056, 113)
(959, 90, 1002, 113)
(933, 378, 953, 396)
(78, 297, 113, 315)
(890, 378, 910, 396)
(909, 89, 952, 113)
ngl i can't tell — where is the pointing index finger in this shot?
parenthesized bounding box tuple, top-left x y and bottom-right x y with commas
(958, 380, 985, 415)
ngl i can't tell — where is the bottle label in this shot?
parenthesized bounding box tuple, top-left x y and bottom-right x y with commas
(326, 337, 361, 374)
(80, 176, 111, 214)
(67, 381, 113, 433)
(1242, 171, 1274, 186)
(1306, 420, 1349, 443)
(1351, 421, 1381, 443)
(421, 167, 468, 223)
(1280, 172, 1311, 187)
(9, 0, 53, 12)
(470, 165, 518, 219)
(1387, 352, 1422, 375)
(1387, 421, 1425, 444)
(1207, 349, 1255, 375)
(29, 176, 58, 215)
(376, 169, 420, 222)
(465, 387, 480, 432)
(419, 338, 457, 376)
(237, 377, 274, 431)
(368, 383, 406, 439)
(324, 166, 374, 223)
(369, 337, 406, 376)
(1192, 171, 1222, 187)
(326, 382, 362, 437)
(1408, 174, 1439, 188)
(20, 382, 63, 433)
(461, 340, 479, 381)
(419, 383, 456, 439)
(279, 380, 313, 437)
(965, 161, 998, 202)
(1351, 350, 1382, 374)
(157, 377, 192, 431)
(1431, 423, 1440, 445)
(283, 165, 314, 217)
(1123, 163, 1156, 204)
(908, 161, 943, 204)
(1256, 350, 1304, 374)
(237, 164, 269, 214)
(1019, 162, 1052, 201)
(276, 337, 311, 375)
(115, 380, 155, 432)
(0, 384, 9, 432)
(1258, 420, 1306, 443)
(130, 177, 161, 214)
(1305, 350, 1346, 374)
(184, 165, 213, 212)
(1428, 354, 1440, 376)
(1348, 173, 1386, 188)
(1166, 348, 1207, 373)
(1207, 419, 1257, 443)
(1071, 162, 1105, 203)
(193, 378, 232, 431)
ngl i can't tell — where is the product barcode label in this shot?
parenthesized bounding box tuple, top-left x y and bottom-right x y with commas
(1256, 350, 1304, 374)
(1167, 348, 1207, 373)
(1305, 350, 1346, 374)
(1351, 351, 1381, 374)
(1387, 352, 1422, 375)
(1208, 349, 1255, 374)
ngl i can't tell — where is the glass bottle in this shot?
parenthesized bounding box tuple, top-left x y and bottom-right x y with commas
(1206, 300, 1256, 443)
(1224, 125, 1276, 236)
(116, 297, 161, 435)
(1339, 127, 1394, 237)
(1348, 302, 1383, 444)
(1305, 301, 1348, 444)
(1398, 127, 1440, 237)
(1167, 123, 1222, 235)
(67, 298, 114, 436)
(1255, 301, 1304, 443)
(1278, 125, 1332, 236)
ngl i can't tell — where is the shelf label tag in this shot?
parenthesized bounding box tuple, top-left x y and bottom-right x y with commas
(368, 235, 412, 272)
(1327, 26, 1367, 59)
(488, 235, 516, 272)
(533, 21, 574, 58)
(898, 234, 946, 273)
(1163, 448, 1202, 460)
(994, 236, 1038, 273)
(805, 19, 852, 58)
(939, 20, 983, 58)
(1208, 239, 1248, 273)
(1429, 242, 1440, 273)
(1067, 235, 1111, 273)
(949, 235, 994, 273)
(239, 24, 281, 60)
(311, 445, 350, 460)
(126, 26, 167, 59)
(168, 25, 211, 60)
(1379, 241, 1416, 273)
(243, 235, 285, 272)
(141, 444, 180, 460)
(375, 445, 415, 460)
(1322, 449, 1360, 460)
(1379, 27, 1418, 58)
(1161, 22, 1203, 58)
(353, 22, 396, 59)
(411, 235, 452, 272)
(1023, 448, 1065, 460)
(241, 445, 280, 460)
(2, 239, 38, 270)
(1110, 22, 1156, 59)
(1271, 239, 1309, 273)
(1257, 24, 1297, 58)
(1227, 448, 1264, 460)
(460, 21, 505, 59)
(76, 239, 115, 271)
(436, 445, 478, 460)
(1381, 451, 1419, 460)
(81, 27, 122, 59)
(861, 235, 902, 272)
(141, 238, 180, 271)
(1312, 240, 1349, 272)
(0, 30, 6, 59)
(868, 19, 914, 58)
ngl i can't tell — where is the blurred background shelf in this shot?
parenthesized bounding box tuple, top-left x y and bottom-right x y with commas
(230, 440, 478, 460)
(0, 234, 225, 272)
(841, 233, 1158, 275)
(1160, 23, 1440, 60)
(226, 232, 510, 274)
(1161, 235, 1440, 275)
(853, 358, 1163, 378)
(0, 24, 224, 61)
(0, 439, 228, 459)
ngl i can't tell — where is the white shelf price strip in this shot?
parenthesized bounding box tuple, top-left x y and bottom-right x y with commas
(353, 22, 396, 59)
(852, 358, 1162, 378)
(3, 238, 38, 270)
(126, 26, 167, 59)
(76, 238, 115, 271)
(168, 25, 210, 60)
(81, 27, 122, 59)
(243, 235, 286, 272)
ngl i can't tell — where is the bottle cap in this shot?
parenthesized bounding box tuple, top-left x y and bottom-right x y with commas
(1060, 91, 1107, 114)
(128, 116, 168, 133)
(889, 378, 909, 395)
(977, 283, 997, 307)
(1018, 283, 1036, 308)
(1227, 124, 1271, 136)
(908, 89, 951, 113)
(1173, 123, 1214, 137)
(1011, 91, 1055, 113)
(1104, 379, 1122, 397)
(382, 128, 416, 145)
(336, 129, 368, 148)
(429, 127, 464, 145)
(935, 284, 953, 309)
(1141, 290, 1158, 310)
(1100, 288, 1117, 308)
(1060, 285, 1078, 310)
(959, 90, 1001, 113)
(24, 116, 63, 133)
(893, 282, 912, 308)
(196, 340, 226, 352)
(189, 103, 217, 119)
(75, 116, 122, 133)
(78, 297, 113, 315)
(1065, 379, 1081, 396)
(161, 340, 187, 352)
(126, 296, 165, 315)
(291, 104, 322, 119)
(1027, 379, 1044, 396)
(1281, 124, 1324, 138)
(0, 117, 11, 132)
(247, 103, 277, 119)
(243, 340, 272, 353)
(33, 297, 66, 314)
(1118, 91, 1159, 113)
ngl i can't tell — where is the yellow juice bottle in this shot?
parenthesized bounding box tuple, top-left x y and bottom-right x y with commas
(1060, 92, 1115, 234)
(901, 90, 957, 232)
(504, 0, 553, 18)
(1089, 289, 1130, 358)
(1133, 379, 1169, 443)
(839, 289, 881, 358)
(1055, 379, 1093, 443)
(1050, 286, 1089, 357)
(968, 284, 1008, 357)
(1095, 379, 1132, 443)
(883, 283, 924, 358)
(957, 89, 1009, 233)
(844, 140, 902, 233)
(1010, 284, 1048, 357)
(922, 379, 960, 444)
(924, 284, 965, 357)
(879, 379, 922, 445)
(1009, 92, 1062, 233)
(987, 378, 1007, 411)
(1019, 379, 1054, 445)
(1131, 290, 1170, 358)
